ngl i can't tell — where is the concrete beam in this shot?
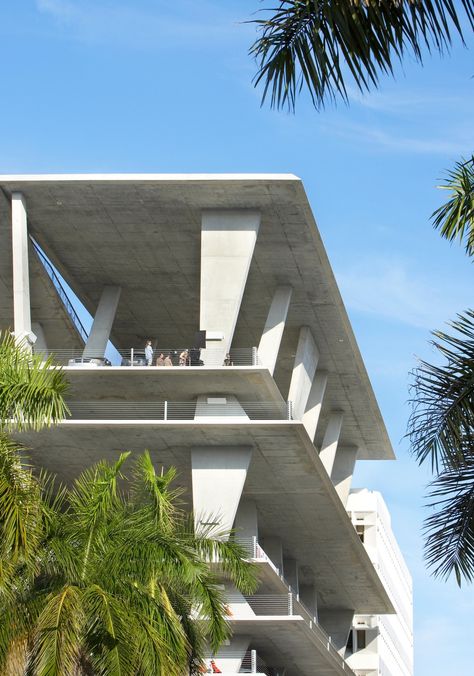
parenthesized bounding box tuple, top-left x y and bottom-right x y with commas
(191, 445, 252, 539)
(262, 536, 283, 574)
(331, 447, 359, 506)
(318, 608, 354, 655)
(319, 412, 344, 476)
(200, 209, 260, 361)
(31, 322, 48, 356)
(302, 371, 328, 442)
(82, 285, 121, 359)
(257, 285, 292, 375)
(234, 499, 258, 541)
(283, 557, 299, 594)
(11, 193, 35, 348)
(287, 327, 319, 420)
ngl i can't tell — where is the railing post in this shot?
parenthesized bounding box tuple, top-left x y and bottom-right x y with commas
(288, 592, 293, 616)
(251, 649, 257, 673)
(252, 346, 258, 366)
(130, 348, 134, 365)
(287, 400, 292, 420)
(164, 401, 168, 421)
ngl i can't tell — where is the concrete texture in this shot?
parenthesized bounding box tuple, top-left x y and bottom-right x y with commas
(288, 327, 319, 421)
(11, 193, 33, 345)
(0, 174, 393, 460)
(302, 370, 328, 442)
(83, 285, 121, 359)
(319, 412, 344, 476)
(257, 285, 292, 376)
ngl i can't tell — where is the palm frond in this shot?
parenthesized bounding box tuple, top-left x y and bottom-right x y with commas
(249, 0, 474, 110)
(31, 584, 84, 676)
(0, 331, 69, 432)
(432, 156, 474, 257)
(407, 310, 474, 472)
(424, 458, 474, 585)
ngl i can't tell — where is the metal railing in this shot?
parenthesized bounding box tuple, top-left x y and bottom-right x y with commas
(35, 347, 260, 367)
(65, 400, 293, 421)
(240, 650, 271, 674)
(31, 240, 89, 343)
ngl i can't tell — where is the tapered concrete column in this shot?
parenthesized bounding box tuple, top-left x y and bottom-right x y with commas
(210, 636, 251, 672)
(283, 557, 299, 594)
(299, 584, 318, 618)
(302, 371, 328, 442)
(31, 322, 48, 356)
(11, 193, 35, 348)
(319, 412, 344, 476)
(257, 286, 292, 374)
(191, 446, 252, 539)
(234, 499, 258, 540)
(194, 395, 249, 422)
(331, 447, 359, 506)
(318, 609, 354, 655)
(82, 286, 121, 359)
(288, 327, 319, 420)
(262, 536, 283, 573)
(200, 209, 260, 362)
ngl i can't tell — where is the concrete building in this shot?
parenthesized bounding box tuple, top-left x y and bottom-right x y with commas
(346, 490, 413, 676)
(0, 174, 412, 675)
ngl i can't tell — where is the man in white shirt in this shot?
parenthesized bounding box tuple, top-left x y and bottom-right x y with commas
(145, 340, 153, 366)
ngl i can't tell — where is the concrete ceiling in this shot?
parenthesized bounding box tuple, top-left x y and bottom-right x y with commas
(0, 174, 393, 460)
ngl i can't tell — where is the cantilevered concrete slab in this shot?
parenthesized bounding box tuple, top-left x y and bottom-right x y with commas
(16, 419, 393, 615)
(0, 174, 393, 460)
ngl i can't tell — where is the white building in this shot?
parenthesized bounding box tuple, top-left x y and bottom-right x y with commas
(0, 174, 413, 675)
(346, 490, 413, 676)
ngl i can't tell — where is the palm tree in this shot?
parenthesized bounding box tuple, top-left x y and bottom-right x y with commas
(0, 451, 259, 675)
(0, 331, 69, 589)
(408, 311, 474, 585)
(249, 0, 474, 110)
(432, 156, 474, 257)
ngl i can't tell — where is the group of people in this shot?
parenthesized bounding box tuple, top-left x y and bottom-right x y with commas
(144, 341, 233, 367)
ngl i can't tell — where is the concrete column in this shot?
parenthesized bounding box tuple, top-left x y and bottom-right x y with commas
(209, 636, 251, 673)
(11, 193, 35, 348)
(200, 209, 260, 362)
(299, 584, 318, 618)
(194, 395, 249, 423)
(318, 609, 354, 655)
(287, 327, 319, 420)
(31, 322, 48, 357)
(331, 447, 359, 506)
(262, 536, 283, 573)
(302, 371, 328, 442)
(82, 285, 121, 359)
(234, 499, 258, 541)
(191, 446, 252, 539)
(283, 557, 299, 594)
(319, 412, 344, 476)
(257, 285, 292, 375)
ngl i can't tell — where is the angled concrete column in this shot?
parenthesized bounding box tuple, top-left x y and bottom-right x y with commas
(318, 608, 354, 655)
(11, 193, 35, 348)
(191, 446, 252, 539)
(319, 411, 344, 476)
(262, 536, 283, 574)
(302, 371, 328, 442)
(287, 327, 319, 420)
(299, 584, 318, 618)
(210, 636, 251, 673)
(31, 322, 48, 357)
(194, 395, 249, 423)
(234, 499, 258, 541)
(200, 209, 260, 362)
(257, 285, 292, 374)
(82, 286, 121, 359)
(331, 446, 359, 506)
(283, 557, 299, 594)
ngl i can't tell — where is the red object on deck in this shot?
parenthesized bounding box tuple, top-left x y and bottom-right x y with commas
(210, 660, 222, 673)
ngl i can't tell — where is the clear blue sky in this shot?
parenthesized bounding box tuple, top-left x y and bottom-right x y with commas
(2, 2, 473, 673)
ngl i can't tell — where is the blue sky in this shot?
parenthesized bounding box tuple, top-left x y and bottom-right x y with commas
(2, 1, 473, 673)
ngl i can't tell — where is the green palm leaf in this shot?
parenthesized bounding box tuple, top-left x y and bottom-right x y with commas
(250, 0, 474, 110)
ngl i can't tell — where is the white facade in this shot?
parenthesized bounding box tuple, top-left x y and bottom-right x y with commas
(346, 490, 414, 676)
(0, 174, 413, 675)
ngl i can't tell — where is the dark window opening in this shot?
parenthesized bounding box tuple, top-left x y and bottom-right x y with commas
(356, 629, 366, 650)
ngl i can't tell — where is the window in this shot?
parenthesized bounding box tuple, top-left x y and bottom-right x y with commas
(356, 524, 365, 543)
(356, 629, 366, 650)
